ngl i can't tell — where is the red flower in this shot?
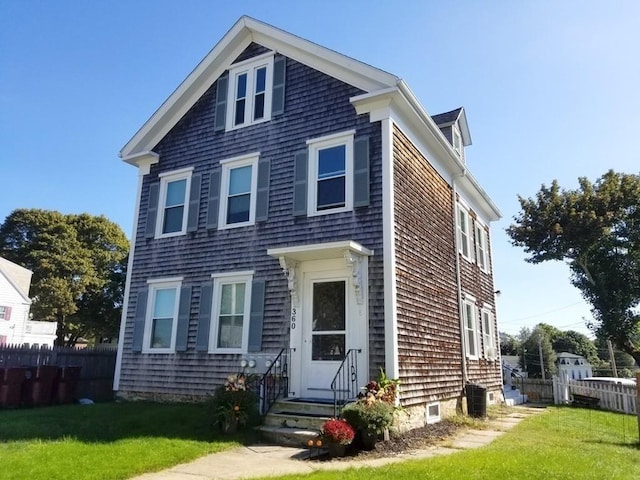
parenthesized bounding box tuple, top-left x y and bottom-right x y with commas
(321, 418, 355, 445)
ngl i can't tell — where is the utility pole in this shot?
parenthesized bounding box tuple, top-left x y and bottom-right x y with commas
(538, 340, 545, 380)
(607, 340, 618, 377)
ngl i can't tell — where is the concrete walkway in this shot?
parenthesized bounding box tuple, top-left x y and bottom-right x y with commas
(131, 405, 546, 480)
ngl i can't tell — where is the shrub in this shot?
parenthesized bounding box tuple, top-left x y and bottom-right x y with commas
(208, 374, 260, 432)
(321, 418, 355, 445)
(341, 400, 394, 434)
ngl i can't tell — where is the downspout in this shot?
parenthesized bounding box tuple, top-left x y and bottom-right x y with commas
(452, 169, 468, 388)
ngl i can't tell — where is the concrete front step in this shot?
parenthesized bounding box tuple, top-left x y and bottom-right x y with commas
(271, 398, 337, 417)
(503, 388, 528, 405)
(263, 411, 331, 430)
(258, 425, 321, 448)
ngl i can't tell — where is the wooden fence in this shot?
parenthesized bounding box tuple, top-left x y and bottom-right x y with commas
(0, 345, 117, 402)
(553, 376, 637, 415)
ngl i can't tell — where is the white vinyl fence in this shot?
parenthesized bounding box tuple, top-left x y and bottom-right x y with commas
(553, 376, 637, 415)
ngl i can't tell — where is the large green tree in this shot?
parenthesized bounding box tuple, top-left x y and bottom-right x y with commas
(0, 209, 129, 346)
(507, 170, 640, 365)
(518, 325, 557, 378)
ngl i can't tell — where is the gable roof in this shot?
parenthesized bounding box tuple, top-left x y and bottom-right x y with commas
(0, 257, 32, 303)
(120, 16, 399, 161)
(119, 16, 501, 221)
(431, 107, 471, 146)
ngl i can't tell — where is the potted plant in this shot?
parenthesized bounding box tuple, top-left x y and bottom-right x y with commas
(320, 418, 355, 457)
(341, 400, 394, 450)
(209, 374, 259, 434)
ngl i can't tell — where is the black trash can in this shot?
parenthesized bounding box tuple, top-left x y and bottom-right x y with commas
(465, 383, 487, 418)
(53, 366, 82, 404)
(22, 365, 57, 407)
(0, 367, 26, 408)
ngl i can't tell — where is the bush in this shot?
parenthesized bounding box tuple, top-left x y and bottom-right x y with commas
(208, 374, 260, 432)
(341, 400, 394, 434)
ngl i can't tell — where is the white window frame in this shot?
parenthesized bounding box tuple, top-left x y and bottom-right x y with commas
(426, 402, 441, 424)
(475, 221, 489, 273)
(462, 295, 479, 359)
(306, 130, 355, 217)
(218, 153, 259, 229)
(143, 277, 183, 354)
(456, 203, 473, 262)
(0, 306, 7, 320)
(481, 305, 496, 360)
(210, 271, 254, 354)
(452, 125, 464, 159)
(156, 168, 193, 239)
(226, 52, 274, 131)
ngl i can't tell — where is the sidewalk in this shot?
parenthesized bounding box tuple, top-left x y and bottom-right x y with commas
(131, 405, 546, 480)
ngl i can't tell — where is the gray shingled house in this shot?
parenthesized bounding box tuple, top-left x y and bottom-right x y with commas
(113, 16, 503, 429)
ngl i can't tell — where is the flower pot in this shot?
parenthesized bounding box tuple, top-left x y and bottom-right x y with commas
(327, 442, 347, 458)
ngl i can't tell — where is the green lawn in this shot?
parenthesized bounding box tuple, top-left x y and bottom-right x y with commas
(0, 402, 240, 480)
(274, 407, 640, 480)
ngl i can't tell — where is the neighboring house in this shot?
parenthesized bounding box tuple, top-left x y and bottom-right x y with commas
(557, 352, 593, 380)
(113, 16, 502, 425)
(0, 257, 56, 347)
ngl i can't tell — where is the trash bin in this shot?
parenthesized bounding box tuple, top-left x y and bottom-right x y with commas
(465, 383, 487, 418)
(22, 365, 57, 407)
(0, 367, 26, 408)
(52, 366, 82, 404)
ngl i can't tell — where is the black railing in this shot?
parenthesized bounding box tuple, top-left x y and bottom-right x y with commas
(259, 348, 294, 415)
(502, 362, 526, 404)
(331, 348, 362, 418)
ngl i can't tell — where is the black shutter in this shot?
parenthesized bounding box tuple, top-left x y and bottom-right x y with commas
(255, 159, 270, 222)
(271, 56, 286, 116)
(214, 73, 228, 132)
(248, 280, 266, 352)
(145, 183, 159, 238)
(131, 289, 148, 353)
(353, 136, 370, 208)
(175, 286, 192, 352)
(186, 174, 201, 232)
(292, 150, 308, 216)
(196, 282, 213, 352)
(206, 170, 221, 230)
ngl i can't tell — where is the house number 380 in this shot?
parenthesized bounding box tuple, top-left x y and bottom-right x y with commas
(290, 307, 297, 330)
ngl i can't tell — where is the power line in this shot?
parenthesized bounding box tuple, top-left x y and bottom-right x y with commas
(508, 301, 586, 323)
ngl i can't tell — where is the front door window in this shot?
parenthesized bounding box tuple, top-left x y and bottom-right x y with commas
(311, 281, 346, 361)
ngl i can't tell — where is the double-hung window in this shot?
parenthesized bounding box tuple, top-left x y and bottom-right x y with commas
(452, 126, 464, 159)
(157, 168, 193, 237)
(211, 272, 253, 353)
(456, 204, 473, 261)
(481, 306, 496, 360)
(226, 53, 274, 130)
(307, 131, 354, 216)
(219, 153, 259, 229)
(0, 306, 8, 320)
(475, 222, 489, 272)
(462, 295, 479, 359)
(144, 278, 182, 353)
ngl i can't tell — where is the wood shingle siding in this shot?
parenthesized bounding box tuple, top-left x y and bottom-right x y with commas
(118, 45, 386, 398)
(392, 126, 463, 406)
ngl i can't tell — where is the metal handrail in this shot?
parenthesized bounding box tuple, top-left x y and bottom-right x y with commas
(502, 361, 526, 404)
(330, 348, 362, 418)
(259, 348, 294, 415)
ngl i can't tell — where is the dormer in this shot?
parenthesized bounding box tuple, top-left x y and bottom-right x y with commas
(431, 107, 471, 163)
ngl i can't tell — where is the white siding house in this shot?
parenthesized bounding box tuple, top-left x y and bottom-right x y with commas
(0, 257, 56, 347)
(556, 352, 593, 380)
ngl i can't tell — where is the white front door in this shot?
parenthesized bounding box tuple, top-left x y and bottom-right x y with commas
(297, 259, 366, 399)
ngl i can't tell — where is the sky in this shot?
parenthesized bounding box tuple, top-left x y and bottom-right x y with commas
(2, 1, 639, 340)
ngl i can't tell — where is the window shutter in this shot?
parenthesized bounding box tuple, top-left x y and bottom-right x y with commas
(214, 73, 228, 132)
(353, 136, 370, 208)
(196, 282, 213, 352)
(271, 56, 286, 116)
(248, 279, 266, 353)
(186, 174, 202, 232)
(175, 286, 192, 352)
(206, 170, 221, 230)
(255, 159, 270, 222)
(292, 150, 308, 217)
(4, 306, 11, 321)
(145, 183, 160, 239)
(131, 290, 148, 353)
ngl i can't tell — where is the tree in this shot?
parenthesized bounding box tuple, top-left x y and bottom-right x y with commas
(507, 170, 640, 366)
(499, 332, 520, 356)
(0, 209, 128, 346)
(519, 324, 557, 378)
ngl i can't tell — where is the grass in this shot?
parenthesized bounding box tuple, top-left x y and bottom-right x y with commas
(273, 407, 640, 480)
(0, 401, 241, 480)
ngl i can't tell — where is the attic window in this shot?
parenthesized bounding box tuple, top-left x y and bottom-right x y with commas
(226, 53, 274, 130)
(453, 127, 463, 158)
